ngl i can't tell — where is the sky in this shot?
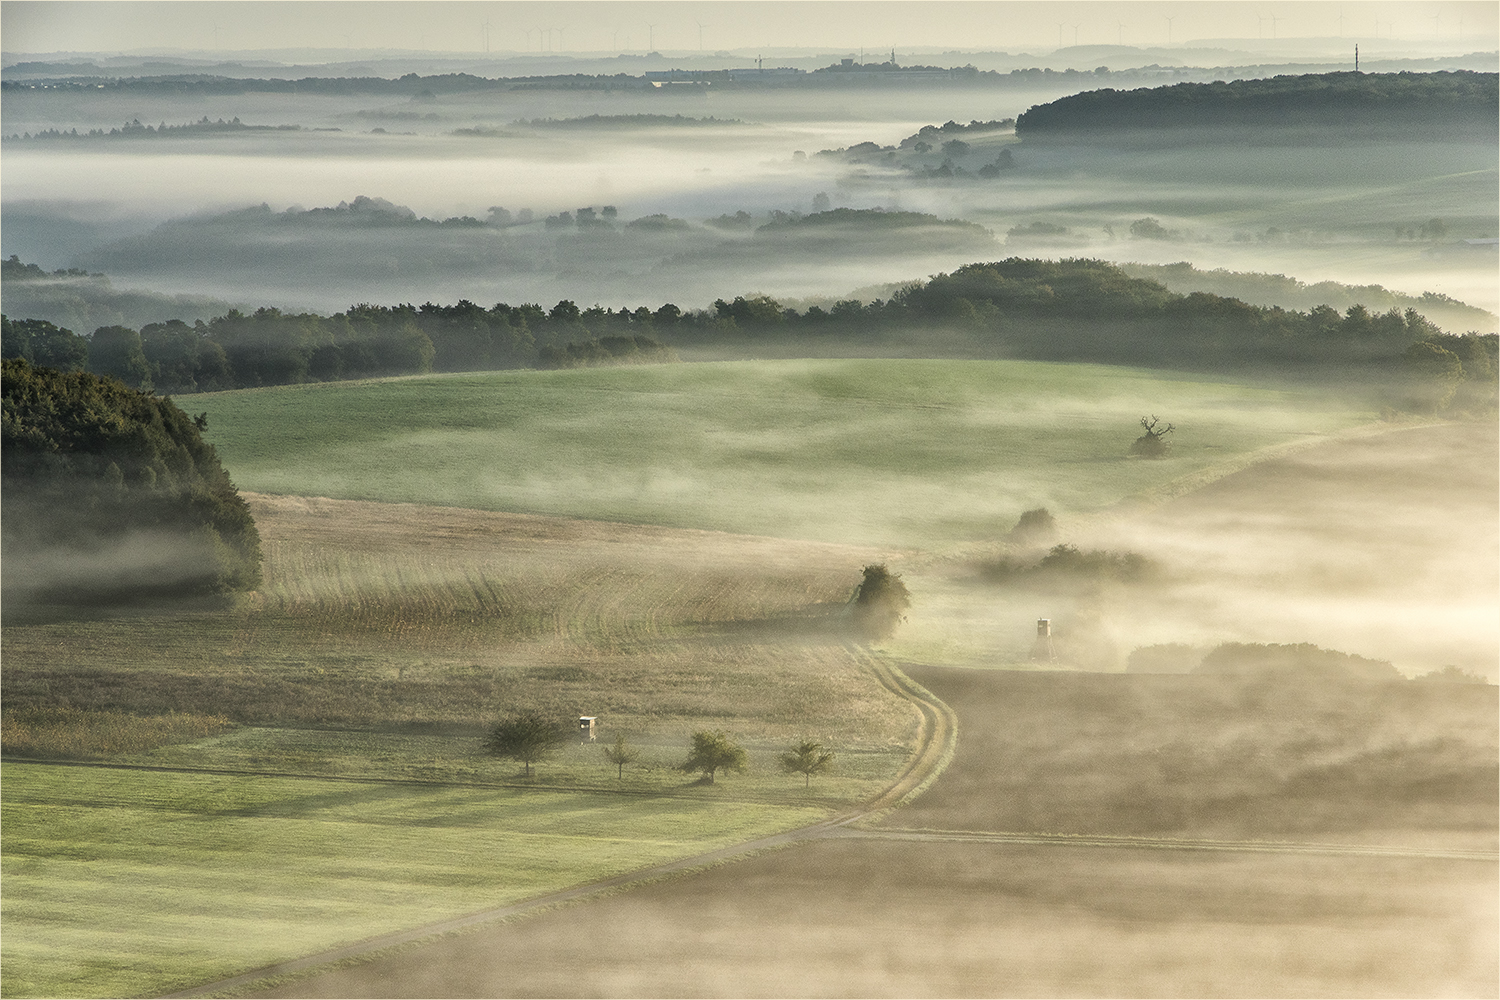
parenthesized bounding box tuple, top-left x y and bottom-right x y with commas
(4, 1, 1497, 58)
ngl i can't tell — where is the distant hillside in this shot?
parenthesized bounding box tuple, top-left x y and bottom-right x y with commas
(1, 255, 244, 331)
(1118, 261, 1499, 334)
(1015, 71, 1499, 141)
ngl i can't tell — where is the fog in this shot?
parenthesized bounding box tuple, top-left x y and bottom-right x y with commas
(4, 42, 1496, 316)
(893, 422, 1499, 680)
(4, 16, 1497, 995)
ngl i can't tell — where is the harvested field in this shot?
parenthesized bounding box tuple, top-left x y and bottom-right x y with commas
(2, 493, 915, 746)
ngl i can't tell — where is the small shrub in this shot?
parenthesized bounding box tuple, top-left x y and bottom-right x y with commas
(1006, 507, 1058, 548)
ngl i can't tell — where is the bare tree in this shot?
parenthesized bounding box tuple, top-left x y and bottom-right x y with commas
(1130, 415, 1174, 457)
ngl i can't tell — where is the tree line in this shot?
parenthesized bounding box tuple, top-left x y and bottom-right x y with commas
(1015, 70, 1499, 139)
(4, 257, 1495, 405)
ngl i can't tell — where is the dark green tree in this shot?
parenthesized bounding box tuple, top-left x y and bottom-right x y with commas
(1403, 340, 1464, 411)
(2, 357, 262, 602)
(2, 316, 90, 371)
(483, 711, 568, 777)
(1007, 507, 1058, 547)
(852, 564, 911, 640)
(88, 325, 152, 388)
(778, 740, 835, 787)
(679, 729, 747, 784)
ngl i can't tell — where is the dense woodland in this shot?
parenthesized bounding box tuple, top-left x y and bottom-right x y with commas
(1, 358, 262, 600)
(1015, 70, 1500, 139)
(3, 257, 1497, 413)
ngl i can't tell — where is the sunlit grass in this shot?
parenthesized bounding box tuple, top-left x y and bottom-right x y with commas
(1, 763, 826, 999)
(178, 359, 1372, 548)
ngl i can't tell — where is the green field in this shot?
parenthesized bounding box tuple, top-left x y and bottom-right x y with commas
(179, 359, 1373, 547)
(1, 764, 825, 999)
(5, 358, 1384, 998)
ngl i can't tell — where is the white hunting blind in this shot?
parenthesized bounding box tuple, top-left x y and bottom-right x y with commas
(1032, 619, 1056, 662)
(578, 716, 597, 740)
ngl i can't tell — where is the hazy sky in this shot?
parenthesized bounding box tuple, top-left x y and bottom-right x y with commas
(4, 1, 1497, 57)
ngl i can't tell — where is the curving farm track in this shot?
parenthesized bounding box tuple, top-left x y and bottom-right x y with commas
(165, 657, 957, 999)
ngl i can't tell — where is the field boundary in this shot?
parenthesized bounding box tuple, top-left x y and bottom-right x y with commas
(160, 647, 959, 999)
(847, 648, 959, 822)
(829, 826, 1500, 861)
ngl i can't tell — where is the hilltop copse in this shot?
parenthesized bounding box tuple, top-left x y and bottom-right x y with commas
(1, 358, 262, 600)
(1015, 70, 1500, 139)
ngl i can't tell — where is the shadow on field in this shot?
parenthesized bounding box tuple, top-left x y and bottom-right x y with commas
(893, 665, 1497, 850)
(256, 839, 1496, 999)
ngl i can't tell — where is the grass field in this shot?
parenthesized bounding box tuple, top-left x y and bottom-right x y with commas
(177, 359, 1373, 547)
(0, 359, 1435, 998)
(1, 763, 827, 999)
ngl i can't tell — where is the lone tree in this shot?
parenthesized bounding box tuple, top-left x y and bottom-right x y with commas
(1006, 507, 1058, 548)
(679, 729, 747, 784)
(778, 740, 836, 787)
(601, 733, 641, 779)
(852, 564, 911, 640)
(483, 711, 568, 777)
(1130, 415, 1174, 458)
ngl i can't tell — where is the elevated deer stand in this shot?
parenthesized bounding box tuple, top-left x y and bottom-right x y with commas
(1030, 618, 1056, 662)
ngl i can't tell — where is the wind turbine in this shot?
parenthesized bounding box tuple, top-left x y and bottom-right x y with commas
(482, 20, 491, 54)
(1163, 15, 1175, 43)
(1071, 22, 1081, 46)
(1430, 13, 1440, 37)
(1269, 13, 1283, 38)
(1256, 14, 1267, 38)
(1057, 22, 1066, 48)
(1116, 21, 1126, 45)
(696, 21, 709, 50)
(646, 23, 657, 53)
